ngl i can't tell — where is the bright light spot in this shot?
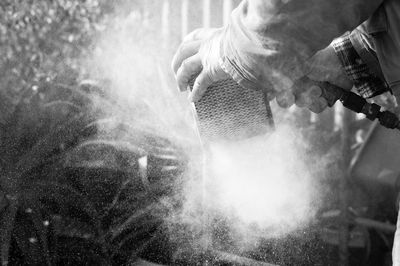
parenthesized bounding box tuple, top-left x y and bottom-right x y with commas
(138, 156, 149, 187)
(29, 238, 37, 244)
(43, 220, 50, 226)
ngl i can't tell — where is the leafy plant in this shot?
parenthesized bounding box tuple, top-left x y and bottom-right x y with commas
(0, 80, 186, 265)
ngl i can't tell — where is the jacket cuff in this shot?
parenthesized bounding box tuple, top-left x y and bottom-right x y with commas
(349, 28, 386, 81)
(331, 32, 388, 98)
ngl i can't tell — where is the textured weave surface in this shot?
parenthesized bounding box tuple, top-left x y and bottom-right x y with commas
(192, 78, 274, 142)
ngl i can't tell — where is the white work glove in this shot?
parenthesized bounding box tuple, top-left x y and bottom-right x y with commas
(172, 29, 352, 111)
(276, 45, 353, 113)
(171, 28, 229, 102)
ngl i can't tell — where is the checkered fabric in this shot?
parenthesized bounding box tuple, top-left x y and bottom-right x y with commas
(332, 32, 388, 98)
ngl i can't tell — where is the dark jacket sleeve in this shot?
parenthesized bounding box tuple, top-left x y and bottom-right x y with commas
(219, 0, 384, 92)
(331, 30, 388, 98)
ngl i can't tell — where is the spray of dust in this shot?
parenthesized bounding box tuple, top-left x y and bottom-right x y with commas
(208, 127, 319, 232)
(178, 125, 323, 253)
(85, 6, 198, 148)
(84, 3, 328, 260)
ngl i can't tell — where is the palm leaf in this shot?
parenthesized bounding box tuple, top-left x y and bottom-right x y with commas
(13, 212, 47, 265)
(0, 193, 8, 215)
(28, 182, 101, 227)
(29, 208, 51, 266)
(51, 215, 98, 240)
(109, 204, 159, 241)
(13, 114, 87, 180)
(0, 199, 18, 266)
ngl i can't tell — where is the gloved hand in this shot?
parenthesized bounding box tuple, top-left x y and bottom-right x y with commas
(276, 45, 353, 113)
(171, 28, 229, 102)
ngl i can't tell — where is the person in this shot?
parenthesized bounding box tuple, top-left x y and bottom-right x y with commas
(171, 0, 400, 263)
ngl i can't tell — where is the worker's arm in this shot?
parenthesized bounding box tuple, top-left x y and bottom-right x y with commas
(172, 0, 384, 101)
(287, 27, 390, 114)
(220, 0, 385, 94)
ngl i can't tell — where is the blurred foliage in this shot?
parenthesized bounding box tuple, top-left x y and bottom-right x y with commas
(0, 0, 102, 97)
(0, 0, 150, 122)
(0, 0, 161, 115)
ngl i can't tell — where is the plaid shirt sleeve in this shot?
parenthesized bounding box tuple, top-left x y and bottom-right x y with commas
(331, 32, 388, 98)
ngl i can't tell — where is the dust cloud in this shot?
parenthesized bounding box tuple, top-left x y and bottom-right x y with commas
(84, 2, 326, 258)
